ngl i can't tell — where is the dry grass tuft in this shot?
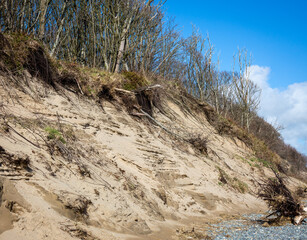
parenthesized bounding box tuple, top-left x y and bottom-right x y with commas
(122, 71, 149, 91)
(187, 134, 208, 154)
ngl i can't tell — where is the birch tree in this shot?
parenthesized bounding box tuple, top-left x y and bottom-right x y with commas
(232, 49, 261, 131)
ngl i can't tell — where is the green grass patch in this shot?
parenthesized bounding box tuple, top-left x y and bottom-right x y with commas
(233, 177, 249, 193)
(216, 166, 249, 193)
(237, 154, 276, 170)
(44, 127, 66, 144)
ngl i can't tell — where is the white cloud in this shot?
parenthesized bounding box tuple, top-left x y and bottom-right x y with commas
(249, 65, 307, 155)
(249, 65, 270, 89)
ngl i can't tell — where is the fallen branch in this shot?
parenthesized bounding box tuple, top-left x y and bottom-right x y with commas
(142, 84, 163, 90)
(114, 84, 163, 95)
(75, 78, 84, 95)
(114, 88, 135, 95)
(6, 123, 40, 148)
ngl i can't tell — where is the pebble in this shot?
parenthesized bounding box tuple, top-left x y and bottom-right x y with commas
(208, 214, 307, 240)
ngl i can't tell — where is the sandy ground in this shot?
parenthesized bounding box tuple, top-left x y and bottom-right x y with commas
(0, 72, 304, 239)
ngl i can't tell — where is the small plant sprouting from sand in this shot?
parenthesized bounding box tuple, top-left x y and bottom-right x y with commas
(217, 166, 248, 193)
(44, 126, 66, 144)
(232, 177, 249, 193)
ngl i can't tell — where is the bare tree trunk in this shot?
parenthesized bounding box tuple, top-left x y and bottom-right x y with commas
(114, 9, 133, 73)
(50, 0, 68, 57)
(38, 0, 49, 40)
(114, 37, 127, 73)
(4, 0, 12, 32)
(90, 0, 96, 67)
(19, 0, 27, 32)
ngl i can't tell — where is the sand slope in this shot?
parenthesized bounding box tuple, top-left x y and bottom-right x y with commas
(0, 72, 303, 239)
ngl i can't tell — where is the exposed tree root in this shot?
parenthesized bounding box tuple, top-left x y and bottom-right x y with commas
(257, 171, 306, 225)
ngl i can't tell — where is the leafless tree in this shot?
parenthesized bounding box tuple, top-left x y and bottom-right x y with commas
(1, 0, 179, 73)
(183, 27, 214, 101)
(232, 48, 261, 131)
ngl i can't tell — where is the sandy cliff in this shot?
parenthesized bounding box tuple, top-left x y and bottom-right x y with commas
(0, 65, 304, 240)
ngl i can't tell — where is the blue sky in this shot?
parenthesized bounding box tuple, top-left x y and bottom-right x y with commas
(165, 0, 307, 154)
